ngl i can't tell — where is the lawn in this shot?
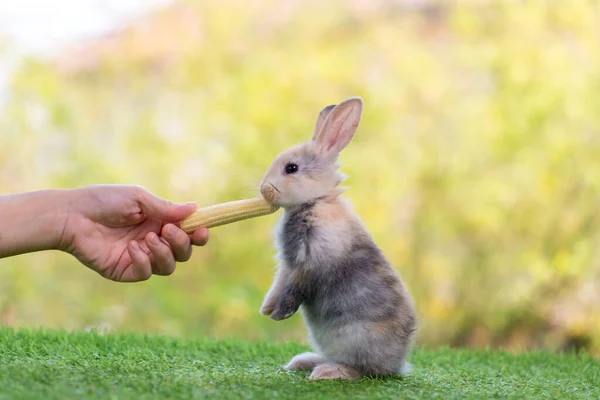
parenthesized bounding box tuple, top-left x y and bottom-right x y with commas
(0, 327, 598, 399)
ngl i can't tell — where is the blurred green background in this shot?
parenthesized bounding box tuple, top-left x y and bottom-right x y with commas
(1, 0, 600, 356)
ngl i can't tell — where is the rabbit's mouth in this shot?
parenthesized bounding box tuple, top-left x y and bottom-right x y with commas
(260, 183, 280, 204)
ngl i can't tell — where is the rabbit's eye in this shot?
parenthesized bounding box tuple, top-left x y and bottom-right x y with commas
(285, 163, 299, 174)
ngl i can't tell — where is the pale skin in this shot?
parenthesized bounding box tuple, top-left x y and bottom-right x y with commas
(0, 184, 210, 282)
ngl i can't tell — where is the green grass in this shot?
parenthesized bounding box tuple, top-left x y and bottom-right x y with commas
(0, 327, 598, 399)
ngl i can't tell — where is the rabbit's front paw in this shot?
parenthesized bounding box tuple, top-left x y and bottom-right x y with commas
(270, 305, 296, 321)
(259, 300, 275, 316)
(270, 292, 300, 321)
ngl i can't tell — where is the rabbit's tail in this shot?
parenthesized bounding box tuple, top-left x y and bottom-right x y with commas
(399, 361, 414, 375)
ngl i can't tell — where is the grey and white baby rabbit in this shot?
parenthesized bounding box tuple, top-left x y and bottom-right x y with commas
(258, 96, 417, 381)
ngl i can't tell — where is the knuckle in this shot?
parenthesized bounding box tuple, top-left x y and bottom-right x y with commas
(131, 185, 149, 201)
(168, 225, 183, 241)
(173, 234, 191, 252)
(156, 246, 173, 263)
(162, 224, 175, 240)
(132, 184, 146, 193)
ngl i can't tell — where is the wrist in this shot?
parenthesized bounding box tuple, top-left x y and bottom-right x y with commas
(0, 188, 75, 258)
(55, 188, 80, 253)
(55, 186, 94, 254)
(30, 189, 74, 253)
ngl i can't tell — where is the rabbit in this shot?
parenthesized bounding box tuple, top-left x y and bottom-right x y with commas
(258, 96, 417, 381)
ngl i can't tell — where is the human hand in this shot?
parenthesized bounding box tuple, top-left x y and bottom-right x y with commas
(58, 185, 209, 282)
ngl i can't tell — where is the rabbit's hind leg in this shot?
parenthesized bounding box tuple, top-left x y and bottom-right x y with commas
(308, 363, 363, 381)
(285, 352, 327, 371)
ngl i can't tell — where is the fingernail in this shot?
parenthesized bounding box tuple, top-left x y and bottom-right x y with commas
(130, 241, 141, 252)
(149, 233, 159, 245)
(166, 225, 176, 239)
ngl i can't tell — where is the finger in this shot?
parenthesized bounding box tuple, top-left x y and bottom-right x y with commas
(161, 224, 193, 262)
(124, 240, 152, 282)
(189, 226, 210, 246)
(136, 189, 197, 223)
(145, 232, 177, 276)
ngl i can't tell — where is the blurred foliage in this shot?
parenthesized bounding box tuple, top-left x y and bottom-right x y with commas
(1, 0, 600, 355)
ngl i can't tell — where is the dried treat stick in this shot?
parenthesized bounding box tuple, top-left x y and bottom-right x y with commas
(179, 197, 280, 233)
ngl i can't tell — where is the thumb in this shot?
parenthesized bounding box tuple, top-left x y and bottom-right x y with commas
(138, 192, 197, 223)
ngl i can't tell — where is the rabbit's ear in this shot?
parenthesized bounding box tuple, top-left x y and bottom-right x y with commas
(312, 104, 336, 142)
(313, 97, 363, 156)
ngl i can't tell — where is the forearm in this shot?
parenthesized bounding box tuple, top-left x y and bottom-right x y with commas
(0, 189, 71, 259)
(265, 265, 290, 300)
(260, 264, 292, 315)
(270, 269, 307, 321)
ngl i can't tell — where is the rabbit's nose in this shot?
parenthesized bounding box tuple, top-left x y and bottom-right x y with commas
(260, 183, 279, 203)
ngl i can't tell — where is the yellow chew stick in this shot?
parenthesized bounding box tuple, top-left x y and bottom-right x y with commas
(179, 197, 280, 233)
